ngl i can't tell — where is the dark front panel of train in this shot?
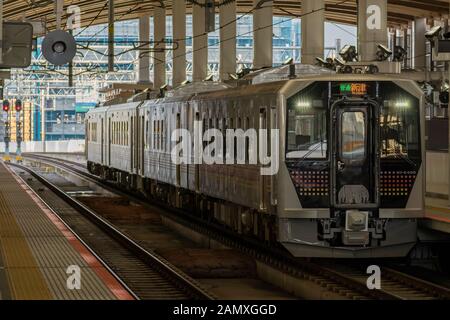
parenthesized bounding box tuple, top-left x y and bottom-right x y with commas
(286, 81, 421, 209)
(286, 82, 330, 208)
(377, 83, 421, 208)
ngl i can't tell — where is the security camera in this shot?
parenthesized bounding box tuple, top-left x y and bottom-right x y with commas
(283, 57, 294, 65)
(315, 57, 335, 70)
(425, 25, 442, 40)
(393, 45, 407, 62)
(316, 57, 329, 66)
(334, 57, 345, 67)
(376, 44, 392, 61)
(365, 64, 379, 74)
(339, 45, 358, 62)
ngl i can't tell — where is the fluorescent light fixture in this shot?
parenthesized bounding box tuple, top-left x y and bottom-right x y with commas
(394, 101, 409, 108)
(297, 101, 311, 108)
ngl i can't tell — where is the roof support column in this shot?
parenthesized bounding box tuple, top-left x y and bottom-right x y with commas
(138, 15, 151, 84)
(357, 0, 388, 62)
(219, 0, 237, 81)
(192, 0, 208, 81)
(172, 0, 186, 87)
(108, 0, 115, 72)
(253, 0, 273, 69)
(413, 18, 427, 70)
(301, 0, 324, 65)
(153, 4, 166, 89)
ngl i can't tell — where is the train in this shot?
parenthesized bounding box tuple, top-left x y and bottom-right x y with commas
(86, 64, 425, 258)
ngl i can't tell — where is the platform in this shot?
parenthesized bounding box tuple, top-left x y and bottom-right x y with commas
(424, 197, 450, 234)
(0, 162, 133, 300)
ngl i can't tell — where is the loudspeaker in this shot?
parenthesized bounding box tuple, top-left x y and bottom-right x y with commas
(42, 30, 77, 66)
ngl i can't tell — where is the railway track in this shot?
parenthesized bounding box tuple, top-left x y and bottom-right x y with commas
(20, 154, 450, 300)
(9, 161, 215, 300)
(317, 262, 450, 300)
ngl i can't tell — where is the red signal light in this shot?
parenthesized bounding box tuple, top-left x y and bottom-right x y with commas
(15, 99, 22, 112)
(2, 100, 10, 112)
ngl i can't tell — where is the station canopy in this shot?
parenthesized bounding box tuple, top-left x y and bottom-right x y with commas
(3, 0, 450, 31)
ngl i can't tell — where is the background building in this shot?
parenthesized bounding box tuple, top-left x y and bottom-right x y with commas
(3, 16, 356, 142)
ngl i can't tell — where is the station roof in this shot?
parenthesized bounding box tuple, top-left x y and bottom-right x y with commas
(3, 0, 450, 30)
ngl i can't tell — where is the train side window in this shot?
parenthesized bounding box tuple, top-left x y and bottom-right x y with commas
(126, 122, 129, 146)
(161, 120, 164, 151)
(245, 117, 250, 163)
(235, 117, 241, 161)
(157, 120, 160, 150)
(202, 117, 208, 149)
(152, 120, 155, 150)
(145, 120, 149, 149)
(222, 118, 227, 161)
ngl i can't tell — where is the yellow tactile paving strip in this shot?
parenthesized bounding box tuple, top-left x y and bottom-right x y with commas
(0, 192, 53, 300)
(0, 163, 125, 300)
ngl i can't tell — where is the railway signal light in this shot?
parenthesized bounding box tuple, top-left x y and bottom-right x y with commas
(2, 100, 10, 112)
(15, 99, 22, 112)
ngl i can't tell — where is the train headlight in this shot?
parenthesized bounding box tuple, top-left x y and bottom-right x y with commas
(345, 210, 368, 232)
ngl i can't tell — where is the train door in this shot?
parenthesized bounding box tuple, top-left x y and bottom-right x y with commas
(131, 115, 134, 172)
(138, 113, 145, 175)
(194, 110, 200, 192)
(101, 118, 104, 164)
(176, 112, 181, 186)
(332, 99, 378, 208)
(108, 117, 111, 165)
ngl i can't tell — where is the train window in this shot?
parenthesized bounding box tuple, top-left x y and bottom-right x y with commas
(245, 117, 250, 163)
(223, 118, 227, 161)
(340, 111, 366, 161)
(157, 120, 160, 150)
(161, 120, 165, 151)
(126, 121, 128, 146)
(114, 122, 117, 145)
(202, 118, 208, 149)
(286, 103, 327, 159)
(145, 120, 149, 149)
(380, 102, 420, 160)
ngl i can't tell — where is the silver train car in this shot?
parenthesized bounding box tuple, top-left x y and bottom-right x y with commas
(86, 68, 425, 258)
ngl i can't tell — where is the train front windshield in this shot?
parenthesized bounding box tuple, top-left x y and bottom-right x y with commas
(285, 81, 422, 209)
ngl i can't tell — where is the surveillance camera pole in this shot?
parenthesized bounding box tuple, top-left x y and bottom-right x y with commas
(16, 106, 22, 163)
